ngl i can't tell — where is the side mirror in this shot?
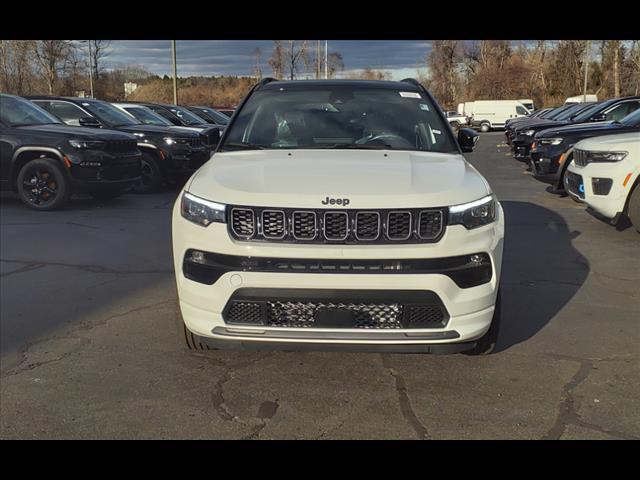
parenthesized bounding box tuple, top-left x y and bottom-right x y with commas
(591, 113, 607, 122)
(209, 127, 221, 146)
(79, 116, 101, 128)
(458, 127, 479, 152)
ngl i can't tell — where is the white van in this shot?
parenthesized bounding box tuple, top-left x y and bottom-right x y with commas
(463, 102, 475, 116)
(457, 103, 465, 115)
(518, 99, 535, 112)
(471, 100, 530, 132)
(565, 94, 598, 104)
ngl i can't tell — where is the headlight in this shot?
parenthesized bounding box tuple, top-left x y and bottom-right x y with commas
(164, 137, 176, 145)
(522, 129, 535, 136)
(180, 192, 226, 226)
(449, 195, 497, 229)
(539, 137, 564, 146)
(582, 150, 628, 163)
(68, 139, 106, 149)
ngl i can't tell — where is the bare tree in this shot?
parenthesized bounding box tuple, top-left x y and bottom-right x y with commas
(327, 52, 344, 78)
(33, 40, 76, 94)
(284, 40, 308, 80)
(89, 40, 111, 80)
(268, 41, 284, 79)
(0, 40, 37, 94)
(428, 40, 461, 109)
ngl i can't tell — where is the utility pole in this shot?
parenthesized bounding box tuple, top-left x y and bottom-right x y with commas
(583, 40, 590, 102)
(87, 41, 94, 98)
(317, 40, 321, 79)
(171, 40, 178, 104)
(325, 40, 328, 79)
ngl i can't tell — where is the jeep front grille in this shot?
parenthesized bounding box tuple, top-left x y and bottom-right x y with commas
(229, 206, 447, 244)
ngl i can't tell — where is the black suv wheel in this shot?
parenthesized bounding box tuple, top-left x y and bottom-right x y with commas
(464, 288, 501, 355)
(16, 158, 70, 211)
(133, 151, 163, 193)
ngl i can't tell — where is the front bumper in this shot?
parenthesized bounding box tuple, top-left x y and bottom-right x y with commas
(172, 197, 505, 349)
(530, 147, 566, 185)
(67, 151, 142, 191)
(167, 147, 211, 175)
(511, 136, 535, 160)
(566, 162, 637, 220)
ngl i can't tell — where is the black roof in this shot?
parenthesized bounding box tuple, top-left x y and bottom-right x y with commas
(26, 95, 104, 104)
(259, 79, 421, 91)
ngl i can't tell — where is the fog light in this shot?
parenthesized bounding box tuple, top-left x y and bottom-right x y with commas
(190, 250, 206, 264)
(470, 254, 484, 264)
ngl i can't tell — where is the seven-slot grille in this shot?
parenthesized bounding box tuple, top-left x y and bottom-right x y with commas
(573, 149, 588, 167)
(228, 206, 447, 244)
(105, 139, 138, 154)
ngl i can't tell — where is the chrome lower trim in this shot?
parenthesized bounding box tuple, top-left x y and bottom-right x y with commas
(212, 326, 460, 341)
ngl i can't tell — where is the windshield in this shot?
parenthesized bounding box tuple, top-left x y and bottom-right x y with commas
(0, 95, 61, 126)
(545, 105, 576, 120)
(554, 103, 592, 121)
(572, 101, 612, 122)
(221, 86, 458, 153)
(620, 108, 640, 126)
(166, 105, 206, 126)
(83, 100, 140, 127)
(193, 107, 229, 125)
(124, 106, 173, 126)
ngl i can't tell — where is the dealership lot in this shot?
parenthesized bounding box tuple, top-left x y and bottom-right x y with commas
(1, 132, 638, 439)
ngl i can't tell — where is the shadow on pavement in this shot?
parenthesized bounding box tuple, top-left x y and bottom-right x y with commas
(495, 200, 590, 352)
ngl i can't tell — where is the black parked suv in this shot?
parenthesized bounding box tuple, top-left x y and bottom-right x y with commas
(531, 108, 640, 192)
(510, 97, 640, 161)
(0, 94, 141, 210)
(184, 106, 229, 126)
(28, 96, 212, 193)
(128, 102, 223, 146)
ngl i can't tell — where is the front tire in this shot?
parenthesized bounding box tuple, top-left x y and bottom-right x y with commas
(175, 298, 216, 351)
(16, 158, 70, 211)
(480, 122, 491, 133)
(464, 289, 501, 355)
(132, 151, 163, 193)
(627, 183, 640, 233)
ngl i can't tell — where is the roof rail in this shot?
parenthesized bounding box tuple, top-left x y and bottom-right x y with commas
(400, 78, 423, 89)
(258, 77, 277, 88)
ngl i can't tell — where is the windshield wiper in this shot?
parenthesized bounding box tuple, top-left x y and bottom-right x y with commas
(322, 143, 395, 150)
(221, 142, 265, 151)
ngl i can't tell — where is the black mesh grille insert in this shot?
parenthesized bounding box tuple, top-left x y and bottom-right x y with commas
(404, 305, 446, 327)
(261, 210, 285, 238)
(387, 212, 411, 239)
(292, 211, 316, 239)
(324, 212, 348, 240)
(266, 301, 403, 328)
(419, 211, 443, 239)
(231, 208, 255, 237)
(225, 301, 263, 325)
(355, 212, 380, 240)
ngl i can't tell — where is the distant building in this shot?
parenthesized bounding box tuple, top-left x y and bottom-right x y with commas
(124, 82, 138, 97)
(75, 90, 86, 98)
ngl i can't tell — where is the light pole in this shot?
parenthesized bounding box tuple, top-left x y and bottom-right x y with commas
(325, 40, 328, 79)
(171, 40, 178, 104)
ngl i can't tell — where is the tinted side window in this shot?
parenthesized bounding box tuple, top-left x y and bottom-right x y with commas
(50, 101, 89, 126)
(606, 101, 640, 122)
(516, 106, 528, 115)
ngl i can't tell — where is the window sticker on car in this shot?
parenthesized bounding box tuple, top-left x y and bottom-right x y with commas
(82, 103, 90, 106)
(399, 91, 421, 98)
(419, 104, 430, 111)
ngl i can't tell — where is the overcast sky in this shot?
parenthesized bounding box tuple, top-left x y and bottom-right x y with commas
(103, 40, 433, 79)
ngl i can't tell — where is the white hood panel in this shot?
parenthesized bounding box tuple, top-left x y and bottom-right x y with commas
(188, 149, 490, 209)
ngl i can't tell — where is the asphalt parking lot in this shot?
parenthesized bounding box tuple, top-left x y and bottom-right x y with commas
(1, 132, 638, 440)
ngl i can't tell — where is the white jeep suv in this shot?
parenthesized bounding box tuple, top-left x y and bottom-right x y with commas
(565, 132, 640, 231)
(172, 79, 505, 354)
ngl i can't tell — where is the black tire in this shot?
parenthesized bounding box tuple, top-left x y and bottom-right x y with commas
(464, 288, 501, 356)
(89, 188, 126, 201)
(16, 157, 70, 211)
(627, 183, 640, 233)
(480, 122, 491, 133)
(132, 151, 163, 193)
(175, 298, 217, 351)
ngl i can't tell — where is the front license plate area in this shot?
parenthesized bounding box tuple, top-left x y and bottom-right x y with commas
(314, 307, 356, 328)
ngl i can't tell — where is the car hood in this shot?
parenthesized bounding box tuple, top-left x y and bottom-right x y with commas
(536, 121, 621, 138)
(187, 149, 491, 209)
(19, 124, 136, 140)
(516, 120, 568, 133)
(574, 132, 640, 151)
(118, 124, 197, 137)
